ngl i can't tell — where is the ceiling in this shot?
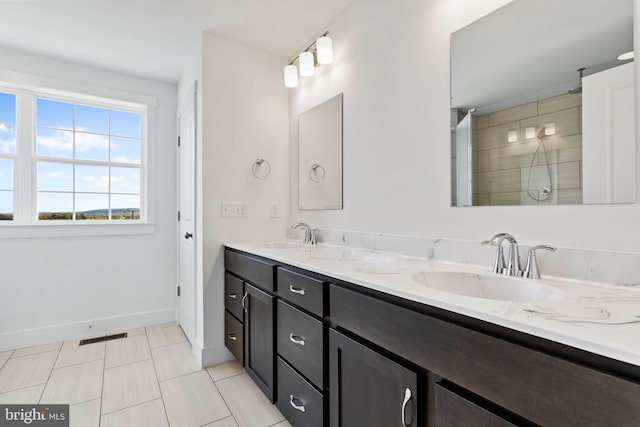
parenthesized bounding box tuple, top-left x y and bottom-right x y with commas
(0, 0, 353, 83)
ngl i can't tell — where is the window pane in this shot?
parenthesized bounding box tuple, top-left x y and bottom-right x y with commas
(0, 123, 16, 155)
(111, 194, 140, 220)
(0, 92, 16, 123)
(38, 162, 73, 192)
(0, 191, 12, 220)
(37, 98, 74, 130)
(76, 165, 109, 193)
(111, 137, 141, 164)
(0, 159, 13, 190)
(75, 131, 109, 161)
(110, 110, 141, 138)
(38, 192, 73, 220)
(37, 128, 73, 158)
(111, 167, 140, 194)
(76, 104, 108, 134)
(75, 193, 109, 220)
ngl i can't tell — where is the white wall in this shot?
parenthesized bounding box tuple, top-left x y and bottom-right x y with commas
(201, 33, 289, 365)
(0, 47, 178, 351)
(289, 0, 640, 254)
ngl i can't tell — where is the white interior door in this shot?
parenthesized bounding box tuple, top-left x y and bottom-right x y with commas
(177, 84, 197, 343)
(583, 62, 635, 203)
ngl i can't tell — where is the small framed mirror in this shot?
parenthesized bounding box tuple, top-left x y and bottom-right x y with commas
(298, 93, 343, 210)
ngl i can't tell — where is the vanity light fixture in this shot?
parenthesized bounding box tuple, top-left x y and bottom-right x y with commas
(507, 130, 518, 143)
(617, 51, 634, 61)
(283, 31, 332, 88)
(525, 127, 536, 139)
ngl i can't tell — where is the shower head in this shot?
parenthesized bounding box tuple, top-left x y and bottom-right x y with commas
(537, 127, 547, 139)
(568, 68, 586, 94)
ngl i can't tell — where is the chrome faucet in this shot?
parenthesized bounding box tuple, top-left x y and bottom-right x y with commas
(482, 233, 522, 276)
(523, 245, 557, 279)
(292, 222, 317, 245)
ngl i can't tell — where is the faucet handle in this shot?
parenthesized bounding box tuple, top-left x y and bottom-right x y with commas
(482, 239, 505, 274)
(524, 245, 557, 279)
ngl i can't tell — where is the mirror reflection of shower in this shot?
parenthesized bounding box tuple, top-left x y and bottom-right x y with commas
(526, 126, 554, 201)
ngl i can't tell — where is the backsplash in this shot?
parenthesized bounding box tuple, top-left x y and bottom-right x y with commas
(287, 228, 640, 288)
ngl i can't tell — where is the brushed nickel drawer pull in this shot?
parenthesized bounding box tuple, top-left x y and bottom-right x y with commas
(242, 291, 248, 312)
(401, 387, 412, 426)
(289, 395, 306, 413)
(289, 334, 306, 346)
(228, 333, 237, 341)
(289, 285, 306, 296)
(228, 293, 237, 299)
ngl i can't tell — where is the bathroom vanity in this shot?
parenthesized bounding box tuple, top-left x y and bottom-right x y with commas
(223, 242, 640, 426)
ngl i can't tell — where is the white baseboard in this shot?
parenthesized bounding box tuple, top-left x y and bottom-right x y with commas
(0, 308, 176, 351)
(200, 344, 234, 368)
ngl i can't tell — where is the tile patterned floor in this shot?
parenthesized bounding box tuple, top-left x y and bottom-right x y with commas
(0, 322, 292, 427)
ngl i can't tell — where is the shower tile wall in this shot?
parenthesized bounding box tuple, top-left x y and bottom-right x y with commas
(473, 93, 583, 206)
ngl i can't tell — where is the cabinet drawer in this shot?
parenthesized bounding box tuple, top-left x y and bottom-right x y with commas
(225, 273, 244, 321)
(435, 383, 515, 427)
(225, 249, 275, 292)
(277, 357, 323, 427)
(330, 284, 640, 426)
(224, 311, 243, 364)
(277, 300, 324, 389)
(277, 267, 325, 317)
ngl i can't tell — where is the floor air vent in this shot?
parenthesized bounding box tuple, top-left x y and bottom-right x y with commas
(79, 332, 128, 346)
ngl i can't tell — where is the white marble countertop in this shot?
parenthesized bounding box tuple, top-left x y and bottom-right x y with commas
(225, 241, 640, 368)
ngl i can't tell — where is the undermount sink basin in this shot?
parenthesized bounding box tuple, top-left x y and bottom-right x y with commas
(261, 242, 306, 249)
(411, 271, 564, 303)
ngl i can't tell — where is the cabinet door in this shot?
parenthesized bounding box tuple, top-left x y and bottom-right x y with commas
(329, 328, 418, 427)
(244, 283, 276, 402)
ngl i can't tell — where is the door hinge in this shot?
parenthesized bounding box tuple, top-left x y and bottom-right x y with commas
(178, 211, 181, 221)
(178, 136, 181, 147)
(177, 286, 181, 297)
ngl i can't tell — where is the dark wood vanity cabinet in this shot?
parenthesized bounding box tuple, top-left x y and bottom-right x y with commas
(330, 283, 640, 427)
(224, 247, 640, 427)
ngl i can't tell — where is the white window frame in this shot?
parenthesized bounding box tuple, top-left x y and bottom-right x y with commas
(0, 70, 157, 238)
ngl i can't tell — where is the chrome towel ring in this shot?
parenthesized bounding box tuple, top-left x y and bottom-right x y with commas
(310, 163, 325, 183)
(252, 158, 271, 179)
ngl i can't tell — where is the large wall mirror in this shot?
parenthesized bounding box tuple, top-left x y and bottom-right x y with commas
(299, 93, 343, 210)
(451, 0, 635, 207)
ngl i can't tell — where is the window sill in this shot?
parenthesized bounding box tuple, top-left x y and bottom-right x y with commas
(0, 222, 156, 239)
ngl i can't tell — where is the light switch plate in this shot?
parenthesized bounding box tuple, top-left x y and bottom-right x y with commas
(221, 202, 248, 218)
(271, 202, 280, 218)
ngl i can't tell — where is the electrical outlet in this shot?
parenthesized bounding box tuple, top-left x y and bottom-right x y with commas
(221, 202, 248, 218)
(271, 202, 280, 218)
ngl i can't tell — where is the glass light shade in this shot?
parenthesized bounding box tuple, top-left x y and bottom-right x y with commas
(544, 123, 556, 135)
(525, 127, 536, 139)
(299, 52, 315, 76)
(507, 130, 518, 143)
(316, 36, 333, 64)
(284, 65, 298, 88)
